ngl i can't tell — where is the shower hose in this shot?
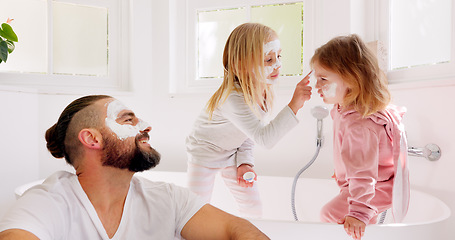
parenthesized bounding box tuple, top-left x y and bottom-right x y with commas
(291, 144, 321, 221)
(290, 144, 388, 224)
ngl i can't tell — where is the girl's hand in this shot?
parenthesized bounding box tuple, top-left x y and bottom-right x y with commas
(237, 164, 257, 188)
(288, 71, 313, 114)
(338, 216, 366, 240)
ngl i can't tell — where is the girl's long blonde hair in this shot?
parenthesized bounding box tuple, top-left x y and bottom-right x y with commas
(206, 23, 277, 119)
(310, 34, 391, 117)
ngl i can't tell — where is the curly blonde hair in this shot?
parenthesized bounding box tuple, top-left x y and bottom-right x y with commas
(206, 23, 277, 119)
(310, 34, 391, 117)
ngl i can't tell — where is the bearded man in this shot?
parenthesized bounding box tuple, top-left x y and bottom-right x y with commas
(0, 95, 269, 240)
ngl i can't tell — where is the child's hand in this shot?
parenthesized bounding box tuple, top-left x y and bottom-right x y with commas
(288, 70, 313, 114)
(237, 164, 256, 188)
(338, 216, 366, 240)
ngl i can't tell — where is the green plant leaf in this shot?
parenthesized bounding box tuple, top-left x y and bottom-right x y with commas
(0, 23, 18, 42)
(6, 40, 15, 53)
(0, 40, 8, 62)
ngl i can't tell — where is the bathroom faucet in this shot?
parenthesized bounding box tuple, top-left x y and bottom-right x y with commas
(408, 143, 441, 161)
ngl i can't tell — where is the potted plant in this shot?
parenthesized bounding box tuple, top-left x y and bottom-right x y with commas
(0, 18, 18, 64)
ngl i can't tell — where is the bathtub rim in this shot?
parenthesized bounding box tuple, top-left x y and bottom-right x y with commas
(14, 170, 452, 227)
(248, 200, 451, 227)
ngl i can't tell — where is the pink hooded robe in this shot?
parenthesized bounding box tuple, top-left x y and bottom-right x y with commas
(320, 104, 410, 225)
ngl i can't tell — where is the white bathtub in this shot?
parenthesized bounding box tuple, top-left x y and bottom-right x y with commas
(15, 170, 451, 239)
(136, 171, 451, 240)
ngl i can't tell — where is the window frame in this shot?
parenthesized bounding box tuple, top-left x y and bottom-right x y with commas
(377, 0, 455, 84)
(169, 0, 315, 95)
(0, 0, 130, 93)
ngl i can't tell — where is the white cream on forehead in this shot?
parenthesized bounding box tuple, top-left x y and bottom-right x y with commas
(322, 82, 337, 98)
(105, 100, 150, 140)
(264, 39, 281, 55)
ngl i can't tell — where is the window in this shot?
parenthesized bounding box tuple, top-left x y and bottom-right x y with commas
(197, 8, 245, 79)
(377, 0, 455, 83)
(0, 0, 129, 92)
(197, 3, 303, 79)
(169, 0, 312, 94)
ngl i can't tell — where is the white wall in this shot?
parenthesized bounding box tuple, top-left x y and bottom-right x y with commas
(389, 81, 455, 237)
(0, 0, 453, 238)
(0, 86, 39, 217)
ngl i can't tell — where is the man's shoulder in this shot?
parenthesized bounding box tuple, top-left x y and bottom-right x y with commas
(18, 171, 76, 198)
(130, 175, 204, 216)
(0, 172, 77, 238)
(132, 175, 187, 195)
(131, 175, 200, 203)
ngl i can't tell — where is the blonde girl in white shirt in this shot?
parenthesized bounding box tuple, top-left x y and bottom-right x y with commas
(186, 23, 312, 218)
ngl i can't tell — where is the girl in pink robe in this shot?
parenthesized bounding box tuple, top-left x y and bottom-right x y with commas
(310, 34, 410, 240)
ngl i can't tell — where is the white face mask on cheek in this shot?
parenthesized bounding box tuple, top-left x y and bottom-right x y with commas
(263, 39, 281, 84)
(105, 100, 150, 140)
(322, 82, 338, 98)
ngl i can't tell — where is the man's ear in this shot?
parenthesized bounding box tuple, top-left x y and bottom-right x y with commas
(78, 129, 102, 149)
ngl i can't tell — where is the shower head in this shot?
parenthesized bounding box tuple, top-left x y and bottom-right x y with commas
(311, 105, 329, 120)
(311, 106, 329, 147)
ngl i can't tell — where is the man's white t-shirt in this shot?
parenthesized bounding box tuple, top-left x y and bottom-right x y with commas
(0, 171, 205, 240)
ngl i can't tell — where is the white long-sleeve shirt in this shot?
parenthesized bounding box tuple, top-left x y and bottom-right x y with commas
(186, 89, 299, 169)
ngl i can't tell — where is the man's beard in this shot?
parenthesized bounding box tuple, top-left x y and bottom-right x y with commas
(101, 130, 161, 172)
